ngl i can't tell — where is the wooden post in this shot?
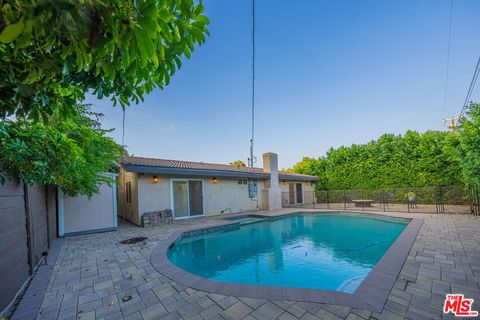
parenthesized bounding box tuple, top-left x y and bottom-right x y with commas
(23, 183, 34, 274)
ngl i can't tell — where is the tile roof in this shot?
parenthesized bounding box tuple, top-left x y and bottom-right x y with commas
(121, 156, 318, 181)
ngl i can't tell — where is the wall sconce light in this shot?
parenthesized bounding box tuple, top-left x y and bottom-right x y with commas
(282, 180, 287, 185)
(152, 175, 159, 184)
(212, 177, 219, 184)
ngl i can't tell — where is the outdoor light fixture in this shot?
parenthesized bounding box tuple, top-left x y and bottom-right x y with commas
(212, 177, 219, 184)
(152, 175, 159, 184)
(282, 180, 287, 185)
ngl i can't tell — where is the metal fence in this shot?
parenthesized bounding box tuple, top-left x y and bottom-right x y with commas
(282, 186, 480, 215)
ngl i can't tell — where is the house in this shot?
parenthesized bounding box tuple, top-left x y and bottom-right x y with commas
(117, 152, 319, 224)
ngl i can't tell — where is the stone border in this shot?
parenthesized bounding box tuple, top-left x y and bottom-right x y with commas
(150, 212, 423, 313)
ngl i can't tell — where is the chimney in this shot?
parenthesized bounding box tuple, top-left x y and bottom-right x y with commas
(262, 152, 282, 210)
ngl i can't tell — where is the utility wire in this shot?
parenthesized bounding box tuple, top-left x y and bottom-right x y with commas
(460, 55, 480, 118)
(442, 0, 453, 119)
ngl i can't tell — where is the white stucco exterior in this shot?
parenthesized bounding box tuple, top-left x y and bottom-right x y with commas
(262, 153, 282, 210)
(117, 171, 266, 225)
(117, 152, 318, 226)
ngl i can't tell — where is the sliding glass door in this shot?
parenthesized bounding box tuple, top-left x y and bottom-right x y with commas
(188, 180, 204, 216)
(289, 182, 303, 204)
(171, 179, 204, 218)
(172, 181, 189, 218)
(296, 183, 303, 204)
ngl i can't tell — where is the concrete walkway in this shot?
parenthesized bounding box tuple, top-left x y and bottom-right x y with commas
(12, 210, 480, 320)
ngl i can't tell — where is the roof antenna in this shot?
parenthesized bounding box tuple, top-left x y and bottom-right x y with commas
(248, 0, 256, 169)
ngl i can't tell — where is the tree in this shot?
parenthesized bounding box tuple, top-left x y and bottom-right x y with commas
(457, 102, 480, 185)
(0, 0, 209, 196)
(0, 0, 209, 120)
(290, 130, 464, 190)
(0, 105, 121, 196)
(290, 157, 328, 190)
(230, 160, 246, 167)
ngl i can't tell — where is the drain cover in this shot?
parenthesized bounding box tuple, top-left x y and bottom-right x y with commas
(120, 237, 147, 244)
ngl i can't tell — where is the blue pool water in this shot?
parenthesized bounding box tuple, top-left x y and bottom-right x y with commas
(167, 213, 409, 292)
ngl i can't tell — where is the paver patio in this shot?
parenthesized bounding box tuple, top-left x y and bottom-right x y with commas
(12, 209, 480, 320)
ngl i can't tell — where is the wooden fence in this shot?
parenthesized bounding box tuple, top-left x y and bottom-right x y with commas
(0, 176, 57, 312)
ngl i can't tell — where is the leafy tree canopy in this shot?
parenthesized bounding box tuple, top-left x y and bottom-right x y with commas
(0, 105, 121, 196)
(458, 102, 480, 185)
(0, 0, 209, 121)
(291, 128, 466, 190)
(0, 0, 209, 196)
(230, 160, 246, 167)
(293, 103, 480, 190)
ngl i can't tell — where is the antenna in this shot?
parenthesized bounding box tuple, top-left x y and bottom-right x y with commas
(247, 0, 258, 200)
(441, 0, 453, 120)
(248, 0, 256, 169)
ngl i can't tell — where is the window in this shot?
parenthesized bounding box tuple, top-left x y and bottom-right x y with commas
(126, 181, 132, 203)
(238, 179, 248, 185)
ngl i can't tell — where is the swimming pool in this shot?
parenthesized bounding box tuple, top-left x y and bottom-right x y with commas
(167, 213, 410, 293)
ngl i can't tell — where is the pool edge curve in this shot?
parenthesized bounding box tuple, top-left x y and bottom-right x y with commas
(149, 212, 423, 313)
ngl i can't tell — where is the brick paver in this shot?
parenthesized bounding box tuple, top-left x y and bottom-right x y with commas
(13, 210, 480, 320)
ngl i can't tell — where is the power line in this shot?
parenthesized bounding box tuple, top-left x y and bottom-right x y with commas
(459, 55, 480, 118)
(442, 0, 453, 119)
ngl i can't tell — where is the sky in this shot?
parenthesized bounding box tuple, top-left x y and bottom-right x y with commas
(88, 0, 480, 169)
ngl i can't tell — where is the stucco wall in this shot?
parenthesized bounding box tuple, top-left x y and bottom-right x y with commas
(135, 174, 264, 219)
(280, 181, 316, 205)
(137, 174, 171, 215)
(120, 168, 316, 223)
(204, 178, 264, 215)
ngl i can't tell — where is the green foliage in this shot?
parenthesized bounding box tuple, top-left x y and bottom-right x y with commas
(457, 103, 480, 185)
(288, 157, 328, 190)
(0, 105, 121, 197)
(229, 160, 246, 167)
(0, 0, 209, 120)
(0, 0, 208, 196)
(291, 130, 464, 190)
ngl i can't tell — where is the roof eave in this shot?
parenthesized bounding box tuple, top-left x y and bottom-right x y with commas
(278, 174, 319, 181)
(124, 164, 270, 180)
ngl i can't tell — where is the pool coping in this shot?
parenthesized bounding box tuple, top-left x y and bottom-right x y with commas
(150, 211, 423, 313)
